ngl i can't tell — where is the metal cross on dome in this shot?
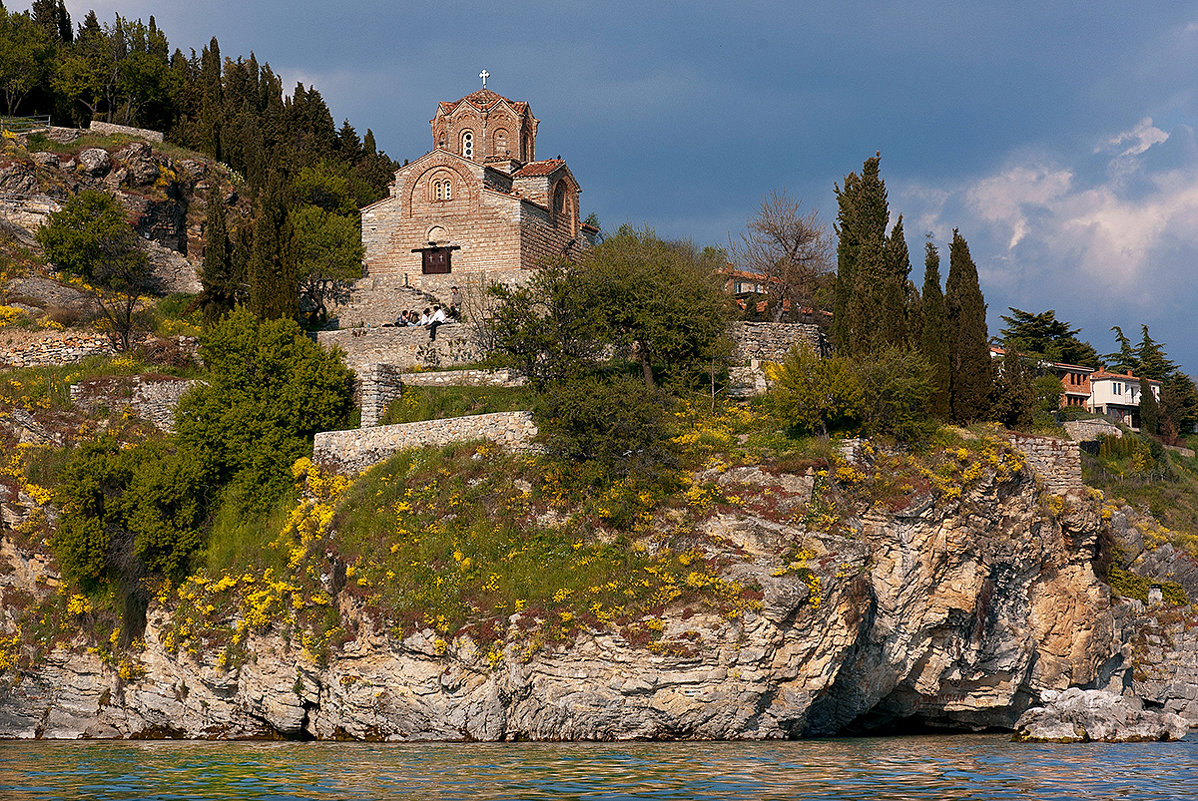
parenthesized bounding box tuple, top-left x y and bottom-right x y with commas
(479, 69, 490, 89)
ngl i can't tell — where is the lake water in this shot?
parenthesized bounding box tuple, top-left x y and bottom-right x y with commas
(0, 734, 1194, 800)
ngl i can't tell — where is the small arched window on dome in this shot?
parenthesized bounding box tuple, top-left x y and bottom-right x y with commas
(493, 129, 509, 156)
(461, 131, 474, 159)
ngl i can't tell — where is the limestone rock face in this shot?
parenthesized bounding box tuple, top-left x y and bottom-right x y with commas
(1015, 688, 1189, 742)
(0, 468, 1192, 741)
(77, 148, 111, 176)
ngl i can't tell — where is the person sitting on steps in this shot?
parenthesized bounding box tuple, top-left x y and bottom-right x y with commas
(427, 305, 447, 341)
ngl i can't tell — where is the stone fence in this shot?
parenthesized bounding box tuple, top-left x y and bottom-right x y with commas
(70, 374, 198, 432)
(88, 120, 164, 143)
(314, 411, 537, 475)
(317, 325, 479, 371)
(358, 366, 521, 428)
(1063, 419, 1123, 443)
(1007, 433, 1083, 495)
(1, 332, 115, 368)
(729, 321, 825, 366)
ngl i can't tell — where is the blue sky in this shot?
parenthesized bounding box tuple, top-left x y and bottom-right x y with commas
(35, 1, 1198, 372)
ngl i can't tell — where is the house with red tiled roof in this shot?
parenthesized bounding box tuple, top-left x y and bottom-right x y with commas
(989, 345, 1096, 410)
(361, 79, 597, 290)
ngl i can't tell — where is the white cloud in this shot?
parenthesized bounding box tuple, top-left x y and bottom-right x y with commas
(1100, 117, 1169, 157)
(902, 120, 1198, 311)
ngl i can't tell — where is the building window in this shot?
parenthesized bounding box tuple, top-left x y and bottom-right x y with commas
(430, 176, 453, 202)
(494, 129, 509, 156)
(1113, 382, 1122, 395)
(462, 131, 474, 159)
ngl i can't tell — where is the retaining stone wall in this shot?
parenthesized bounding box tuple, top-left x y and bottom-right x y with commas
(400, 368, 521, 388)
(1007, 433, 1083, 495)
(729, 321, 825, 366)
(1, 332, 114, 367)
(314, 411, 536, 474)
(70, 375, 198, 432)
(88, 121, 164, 143)
(317, 325, 479, 371)
(1063, 419, 1123, 443)
(359, 364, 406, 428)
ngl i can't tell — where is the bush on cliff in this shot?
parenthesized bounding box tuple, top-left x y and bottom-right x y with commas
(175, 307, 354, 510)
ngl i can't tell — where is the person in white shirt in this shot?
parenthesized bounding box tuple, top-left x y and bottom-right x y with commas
(427, 305, 447, 340)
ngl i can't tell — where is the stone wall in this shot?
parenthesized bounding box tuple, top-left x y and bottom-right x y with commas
(314, 411, 536, 474)
(1063, 419, 1122, 443)
(1, 332, 114, 367)
(359, 364, 406, 428)
(317, 325, 479, 371)
(1007, 433, 1083, 495)
(88, 121, 163, 143)
(69, 375, 198, 432)
(729, 321, 825, 365)
(400, 368, 521, 388)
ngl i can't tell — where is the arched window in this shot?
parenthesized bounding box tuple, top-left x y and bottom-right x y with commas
(430, 175, 453, 202)
(434, 180, 444, 201)
(552, 182, 574, 232)
(461, 131, 474, 159)
(494, 129, 509, 156)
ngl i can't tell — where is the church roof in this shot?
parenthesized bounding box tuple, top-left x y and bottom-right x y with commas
(439, 88, 530, 116)
(513, 159, 566, 177)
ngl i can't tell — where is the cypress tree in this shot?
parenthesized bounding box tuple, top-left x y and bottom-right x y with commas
(1139, 379, 1161, 436)
(199, 186, 237, 319)
(920, 241, 951, 419)
(945, 229, 991, 423)
(834, 154, 891, 356)
(880, 214, 910, 348)
(248, 173, 297, 320)
(197, 37, 222, 159)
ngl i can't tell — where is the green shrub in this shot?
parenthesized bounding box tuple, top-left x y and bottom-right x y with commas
(1107, 565, 1188, 606)
(853, 346, 936, 442)
(768, 343, 863, 437)
(534, 375, 677, 480)
(175, 308, 354, 508)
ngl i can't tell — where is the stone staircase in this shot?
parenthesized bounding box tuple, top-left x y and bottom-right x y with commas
(329, 277, 443, 328)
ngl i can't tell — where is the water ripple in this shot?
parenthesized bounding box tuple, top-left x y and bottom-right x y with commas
(0, 734, 1193, 800)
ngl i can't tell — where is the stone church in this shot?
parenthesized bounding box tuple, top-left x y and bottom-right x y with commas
(360, 79, 598, 289)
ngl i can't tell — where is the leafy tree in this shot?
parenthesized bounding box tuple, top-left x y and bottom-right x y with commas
(290, 203, 363, 324)
(731, 189, 833, 322)
(482, 260, 606, 389)
(534, 375, 677, 480)
(580, 226, 731, 388)
(945, 229, 991, 423)
(51, 436, 203, 633)
(174, 308, 354, 509)
(769, 342, 864, 436)
(0, 9, 55, 116)
(36, 189, 151, 350)
(1160, 374, 1198, 444)
(1032, 374, 1064, 417)
(853, 346, 936, 442)
(919, 241, 951, 418)
(989, 349, 1035, 431)
(998, 308, 1099, 368)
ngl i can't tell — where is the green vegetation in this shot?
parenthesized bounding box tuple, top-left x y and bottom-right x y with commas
(379, 385, 536, 426)
(35, 190, 151, 350)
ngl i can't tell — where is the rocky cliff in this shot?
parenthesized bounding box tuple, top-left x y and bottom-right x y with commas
(3, 450, 1184, 741)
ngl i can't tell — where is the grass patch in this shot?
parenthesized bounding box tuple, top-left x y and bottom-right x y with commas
(203, 492, 294, 578)
(379, 384, 535, 425)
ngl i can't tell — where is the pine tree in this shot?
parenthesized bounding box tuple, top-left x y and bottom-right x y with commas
(31, 0, 70, 42)
(945, 229, 991, 423)
(248, 172, 297, 320)
(920, 241, 951, 419)
(998, 308, 1099, 367)
(1134, 325, 1178, 381)
(1105, 326, 1138, 374)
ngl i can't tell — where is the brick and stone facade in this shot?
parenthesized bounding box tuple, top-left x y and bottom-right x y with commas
(361, 86, 598, 288)
(1007, 433, 1083, 495)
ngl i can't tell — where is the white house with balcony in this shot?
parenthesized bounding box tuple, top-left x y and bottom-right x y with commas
(1088, 370, 1161, 430)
